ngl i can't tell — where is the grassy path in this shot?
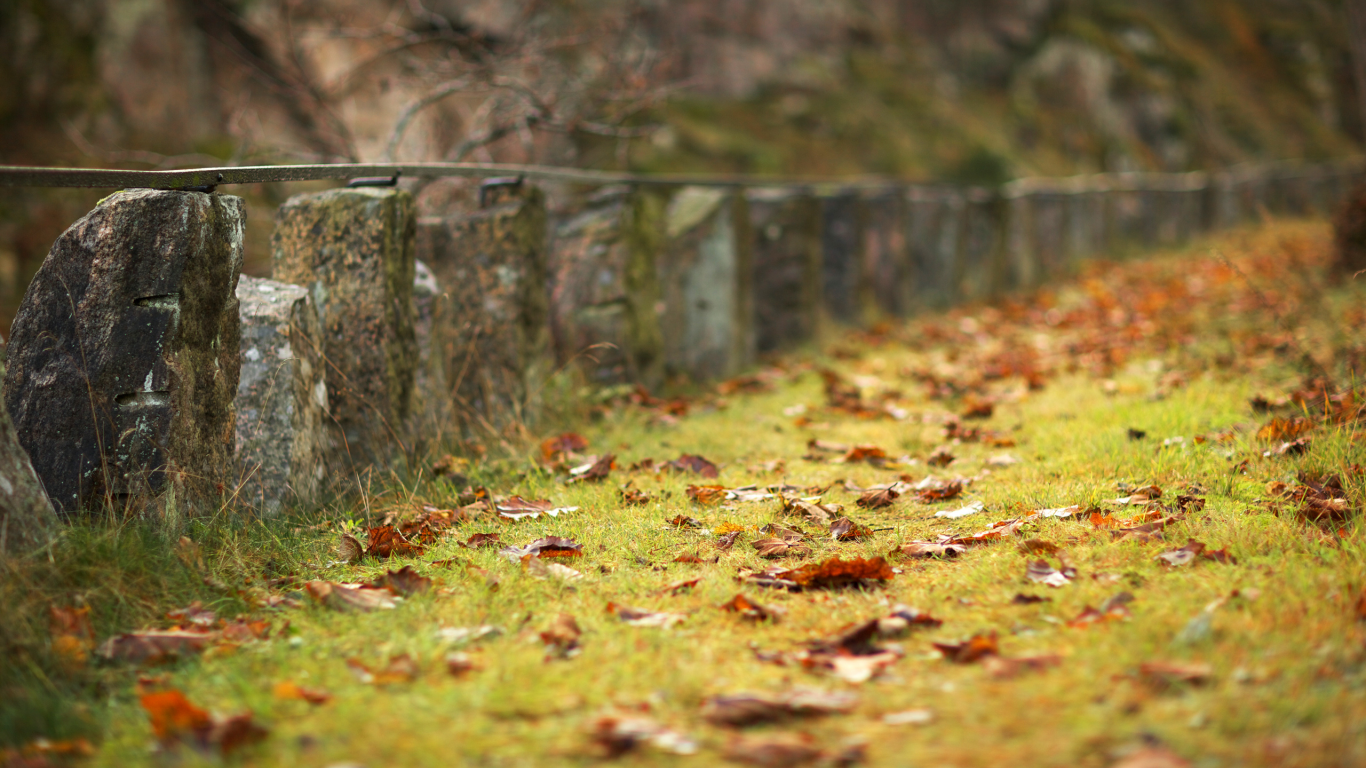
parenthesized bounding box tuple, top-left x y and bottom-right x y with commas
(4, 220, 1365, 768)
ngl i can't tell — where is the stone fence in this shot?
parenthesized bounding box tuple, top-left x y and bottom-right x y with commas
(0, 158, 1359, 527)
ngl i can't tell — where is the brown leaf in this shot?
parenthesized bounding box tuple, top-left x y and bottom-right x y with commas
(723, 733, 824, 767)
(620, 487, 654, 506)
(1110, 745, 1193, 768)
(590, 713, 698, 757)
(1139, 660, 1212, 688)
(1011, 593, 1049, 605)
(673, 552, 708, 563)
(982, 654, 1062, 679)
(926, 447, 956, 467)
(665, 454, 720, 478)
(895, 541, 966, 558)
(1067, 592, 1134, 628)
(917, 480, 963, 502)
(337, 533, 364, 564)
(500, 536, 585, 561)
(568, 453, 615, 483)
(659, 578, 701, 595)
(541, 432, 589, 462)
(840, 445, 887, 464)
(49, 605, 94, 668)
(366, 565, 433, 596)
(786, 499, 839, 526)
(720, 594, 779, 622)
(961, 395, 994, 419)
(856, 488, 899, 509)
(932, 632, 999, 663)
(347, 654, 419, 685)
(445, 652, 478, 676)
(1257, 415, 1313, 442)
(365, 525, 424, 559)
(97, 630, 217, 663)
(702, 690, 858, 726)
(781, 556, 895, 589)
(829, 517, 873, 541)
(303, 581, 398, 613)
(272, 681, 332, 705)
(876, 605, 943, 634)
(140, 689, 267, 755)
(1025, 559, 1073, 587)
(668, 512, 708, 526)
(431, 454, 469, 477)
(1018, 539, 1059, 555)
(806, 438, 850, 454)
(461, 532, 502, 548)
(496, 496, 578, 521)
(716, 530, 743, 551)
(1157, 539, 1235, 566)
(753, 537, 812, 558)
(606, 602, 687, 628)
(540, 613, 582, 659)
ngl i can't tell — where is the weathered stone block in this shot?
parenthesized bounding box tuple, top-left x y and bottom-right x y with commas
(408, 259, 453, 443)
(819, 190, 864, 325)
(905, 187, 962, 310)
(957, 189, 1003, 300)
(0, 333, 57, 553)
(417, 179, 548, 430)
(548, 186, 665, 386)
(658, 187, 750, 382)
(271, 187, 417, 468)
(234, 276, 326, 515)
(3, 190, 243, 515)
(746, 188, 821, 354)
(861, 190, 910, 318)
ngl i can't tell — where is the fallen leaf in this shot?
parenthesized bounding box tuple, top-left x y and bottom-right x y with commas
(49, 605, 94, 668)
(896, 541, 966, 558)
(753, 531, 811, 558)
(606, 602, 687, 628)
(962, 396, 994, 419)
(720, 594, 779, 622)
(347, 654, 419, 685)
(1157, 540, 1236, 566)
(917, 480, 964, 502)
(303, 581, 398, 613)
(806, 438, 850, 454)
(541, 432, 589, 462)
(620, 487, 654, 505)
(540, 613, 582, 659)
(669, 512, 708, 526)
(431, 454, 470, 477)
(927, 447, 956, 467)
(673, 551, 708, 563)
(1068, 592, 1134, 628)
(934, 500, 985, 519)
(786, 499, 840, 526)
(723, 733, 825, 767)
(1257, 415, 1313, 442)
(272, 681, 332, 705)
(445, 652, 478, 676)
(366, 565, 433, 596)
(1138, 660, 1213, 688)
(1018, 539, 1059, 555)
(659, 578, 701, 595)
(982, 654, 1063, 679)
(436, 625, 501, 644)
(876, 605, 943, 635)
(664, 454, 720, 478)
(525, 559, 585, 581)
(1035, 505, 1081, 518)
(364, 525, 424, 559)
(500, 536, 585, 561)
(809, 651, 901, 683)
(716, 530, 743, 551)
(97, 630, 217, 663)
(140, 689, 267, 755)
(882, 709, 933, 726)
(933, 633, 999, 663)
(1011, 593, 1049, 605)
(1110, 745, 1193, 768)
(1025, 559, 1074, 588)
(702, 689, 858, 726)
(461, 532, 502, 548)
(840, 445, 887, 464)
(856, 488, 899, 509)
(337, 533, 363, 564)
(590, 712, 698, 757)
(568, 453, 615, 483)
(780, 556, 895, 590)
(829, 517, 873, 541)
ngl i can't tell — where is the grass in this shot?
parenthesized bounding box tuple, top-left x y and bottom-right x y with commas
(2, 219, 1365, 767)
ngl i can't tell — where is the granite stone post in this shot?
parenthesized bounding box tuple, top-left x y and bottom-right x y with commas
(958, 189, 1005, 299)
(1030, 190, 1069, 277)
(548, 186, 666, 387)
(746, 188, 822, 354)
(657, 187, 751, 382)
(408, 260, 452, 443)
(0, 334, 57, 553)
(3, 190, 243, 515)
(819, 190, 864, 325)
(862, 190, 910, 317)
(905, 187, 963, 310)
(271, 187, 417, 469)
(417, 178, 548, 430)
(1001, 186, 1037, 290)
(234, 275, 326, 515)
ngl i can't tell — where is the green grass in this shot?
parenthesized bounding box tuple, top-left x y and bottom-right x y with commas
(3, 220, 1365, 767)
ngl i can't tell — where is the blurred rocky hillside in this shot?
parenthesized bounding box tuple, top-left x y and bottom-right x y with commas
(1, 0, 1362, 330)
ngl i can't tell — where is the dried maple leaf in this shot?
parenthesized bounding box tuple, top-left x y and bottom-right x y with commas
(568, 453, 615, 483)
(590, 712, 698, 757)
(540, 613, 582, 659)
(829, 517, 873, 541)
(1025, 559, 1074, 587)
(303, 581, 398, 613)
(932, 632, 999, 663)
(461, 532, 501, 548)
(365, 525, 424, 559)
(701, 689, 858, 726)
(896, 541, 966, 558)
(856, 488, 899, 509)
(367, 565, 433, 596)
(272, 681, 332, 705)
(917, 480, 963, 502)
(716, 530, 742, 551)
(782, 556, 895, 589)
(1138, 660, 1212, 688)
(664, 454, 720, 478)
(97, 629, 218, 663)
(753, 536, 812, 558)
(720, 594, 778, 622)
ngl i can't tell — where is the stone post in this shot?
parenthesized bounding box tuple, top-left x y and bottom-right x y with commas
(234, 276, 326, 515)
(0, 334, 57, 553)
(905, 187, 962, 310)
(658, 187, 751, 382)
(746, 188, 822, 354)
(3, 190, 243, 515)
(819, 190, 864, 325)
(1000, 184, 1037, 291)
(271, 187, 417, 469)
(548, 186, 666, 387)
(417, 178, 549, 432)
(408, 260, 452, 445)
(862, 189, 910, 318)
